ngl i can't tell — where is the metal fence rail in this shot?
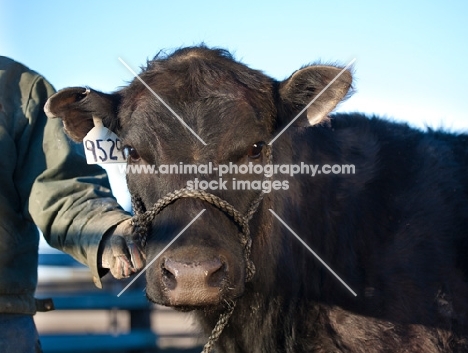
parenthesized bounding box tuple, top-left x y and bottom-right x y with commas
(37, 249, 204, 353)
(36, 252, 158, 353)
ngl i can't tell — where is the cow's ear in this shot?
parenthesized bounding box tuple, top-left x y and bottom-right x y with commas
(278, 65, 353, 127)
(44, 87, 120, 142)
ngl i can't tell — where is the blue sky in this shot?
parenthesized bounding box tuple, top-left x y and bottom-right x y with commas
(2, 0, 467, 132)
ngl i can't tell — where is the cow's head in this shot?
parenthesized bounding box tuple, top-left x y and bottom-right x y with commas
(45, 46, 352, 311)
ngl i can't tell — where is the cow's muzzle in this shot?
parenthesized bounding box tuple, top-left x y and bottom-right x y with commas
(161, 257, 227, 307)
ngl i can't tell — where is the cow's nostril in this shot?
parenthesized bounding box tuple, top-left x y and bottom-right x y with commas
(161, 263, 177, 290)
(207, 263, 226, 287)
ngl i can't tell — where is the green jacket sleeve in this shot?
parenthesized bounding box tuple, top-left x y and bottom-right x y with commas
(0, 57, 44, 313)
(27, 74, 130, 288)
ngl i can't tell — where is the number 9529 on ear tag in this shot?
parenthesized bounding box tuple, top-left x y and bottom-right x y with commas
(83, 116, 126, 164)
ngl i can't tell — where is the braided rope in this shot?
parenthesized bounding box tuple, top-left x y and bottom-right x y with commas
(130, 145, 272, 352)
(201, 301, 237, 353)
(131, 188, 257, 281)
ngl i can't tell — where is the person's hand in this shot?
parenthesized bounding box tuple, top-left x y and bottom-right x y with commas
(99, 219, 146, 279)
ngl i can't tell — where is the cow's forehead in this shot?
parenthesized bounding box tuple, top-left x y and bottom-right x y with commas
(116, 48, 276, 157)
(119, 90, 270, 160)
(120, 47, 275, 105)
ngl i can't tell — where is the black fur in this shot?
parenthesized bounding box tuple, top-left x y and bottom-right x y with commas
(46, 46, 468, 352)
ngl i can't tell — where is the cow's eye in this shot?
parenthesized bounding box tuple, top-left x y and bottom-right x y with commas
(123, 145, 141, 162)
(247, 141, 265, 159)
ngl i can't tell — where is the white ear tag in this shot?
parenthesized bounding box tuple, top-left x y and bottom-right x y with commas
(83, 116, 126, 164)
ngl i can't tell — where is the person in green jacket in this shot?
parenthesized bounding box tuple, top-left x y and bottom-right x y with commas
(0, 57, 145, 352)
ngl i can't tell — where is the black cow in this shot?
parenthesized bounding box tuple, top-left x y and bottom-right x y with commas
(45, 46, 468, 352)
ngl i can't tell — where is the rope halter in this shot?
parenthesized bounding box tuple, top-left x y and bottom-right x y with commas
(130, 145, 273, 352)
